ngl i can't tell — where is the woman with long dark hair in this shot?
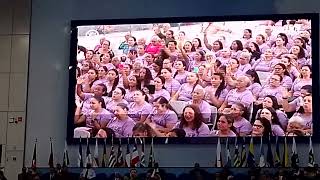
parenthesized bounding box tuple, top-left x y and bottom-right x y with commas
(256, 95, 288, 130)
(171, 72, 202, 102)
(230, 40, 243, 59)
(204, 73, 228, 108)
(245, 69, 262, 100)
(270, 63, 293, 90)
(174, 104, 210, 137)
(251, 117, 272, 137)
(257, 107, 285, 136)
(147, 76, 170, 102)
(106, 69, 120, 97)
(139, 67, 154, 89)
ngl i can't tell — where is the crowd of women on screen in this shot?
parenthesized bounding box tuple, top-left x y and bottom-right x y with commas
(73, 19, 312, 139)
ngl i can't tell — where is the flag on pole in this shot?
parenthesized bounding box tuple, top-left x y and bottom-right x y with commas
(266, 135, 274, 167)
(259, 136, 265, 167)
(233, 138, 240, 167)
(48, 138, 54, 168)
(148, 137, 155, 168)
(108, 136, 116, 167)
(225, 138, 231, 167)
(247, 136, 255, 168)
(92, 138, 99, 167)
(78, 137, 83, 168)
(116, 138, 124, 167)
(31, 139, 37, 169)
(131, 138, 140, 167)
(140, 138, 146, 167)
(101, 138, 107, 167)
(125, 137, 131, 167)
(291, 137, 299, 168)
(274, 136, 281, 167)
(62, 140, 70, 167)
(215, 137, 223, 167)
(282, 136, 289, 167)
(308, 136, 315, 167)
(240, 137, 247, 167)
(85, 137, 92, 166)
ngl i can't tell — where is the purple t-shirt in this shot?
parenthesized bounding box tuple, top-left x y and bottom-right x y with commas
(81, 93, 108, 114)
(225, 89, 254, 108)
(256, 109, 288, 130)
(292, 113, 312, 129)
(176, 83, 202, 101)
(210, 130, 237, 137)
(271, 46, 288, 57)
(248, 83, 262, 98)
(291, 78, 312, 97)
(204, 86, 228, 104)
(174, 71, 188, 84)
(271, 124, 285, 136)
(92, 78, 108, 87)
(187, 100, 211, 120)
(107, 117, 136, 138)
(289, 67, 300, 80)
(105, 99, 128, 113)
(164, 79, 181, 95)
(128, 102, 153, 122)
(84, 108, 113, 128)
(217, 57, 231, 66)
(174, 122, 210, 137)
(231, 50, 242, 59)
(150, 89, 171, 102)
(124, 90, 135, 103)
(258, 86, 284, 104)
(253, 58, 279, 72)
(297, 57, 309, 66)
(233, 117, 252, 135)
(148, 109, 178, 128)
(259, 43, 270, 53)
(266, 75, 293, 90)
(238, 64, 252, 74)
(188, 61, 206, 72)
(289, 97, 304, 112)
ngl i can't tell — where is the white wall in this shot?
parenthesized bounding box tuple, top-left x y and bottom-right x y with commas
(0, 0, 30, 179)
(0, 0, 319, 178)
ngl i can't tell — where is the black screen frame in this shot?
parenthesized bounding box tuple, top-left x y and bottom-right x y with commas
(67, 13, 319, 145)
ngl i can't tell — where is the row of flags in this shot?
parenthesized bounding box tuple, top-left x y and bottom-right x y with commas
(31, 136, 314, 168)
(31, 137, 156, 168)
(215, 136, 314, 168)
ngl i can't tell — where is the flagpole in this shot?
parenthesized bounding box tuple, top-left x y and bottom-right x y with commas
(259, 136, 265, 167)
(308, 136, 315, 167)
(49, 137, 54, 168)
(31, 138, 37, 169)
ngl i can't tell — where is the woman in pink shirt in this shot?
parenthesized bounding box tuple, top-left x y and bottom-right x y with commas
(145, 36, 162, 56)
